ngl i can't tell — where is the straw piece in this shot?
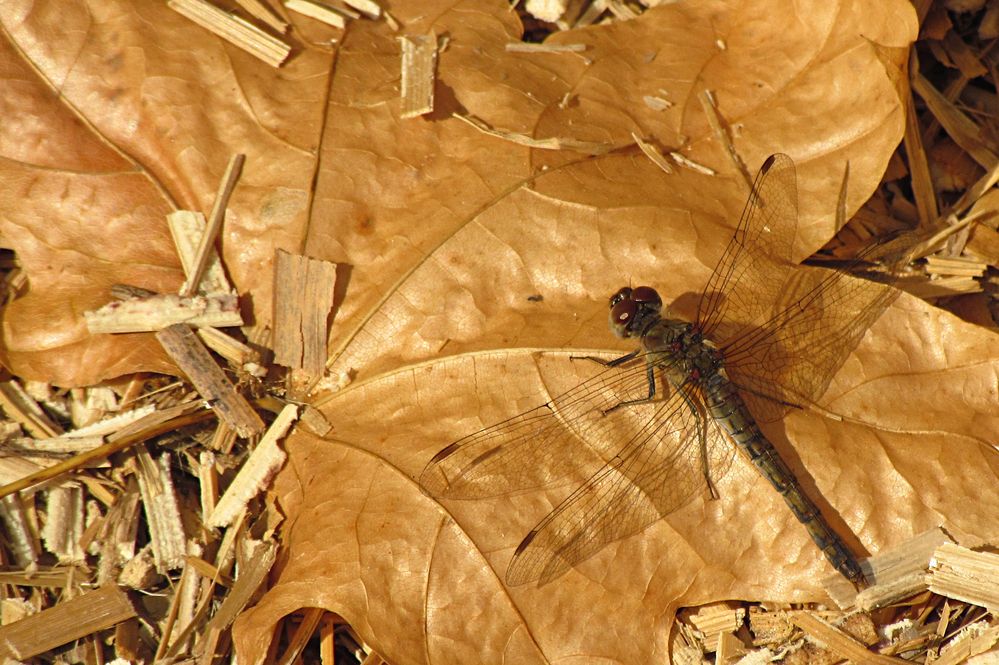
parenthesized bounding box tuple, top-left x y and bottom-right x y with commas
(196, 326, 261, 366)
(0, 585, 136, 660)
(342, 0, 380, 18)
(399, 33, 438, 118)
(180, 154, 245, 297)
(168, 0, 291, 67)
(912, 70, 999, 171)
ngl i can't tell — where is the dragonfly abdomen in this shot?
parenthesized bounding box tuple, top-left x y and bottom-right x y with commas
(703, 375, 867, 585)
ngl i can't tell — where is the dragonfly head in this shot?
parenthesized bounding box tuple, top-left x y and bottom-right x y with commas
(608, 286, 662, 338)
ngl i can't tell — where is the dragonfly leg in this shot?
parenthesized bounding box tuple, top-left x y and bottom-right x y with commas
(675, 383, 719, 500)
(601, 363, 658, 416)
(571, 349, 641, 368)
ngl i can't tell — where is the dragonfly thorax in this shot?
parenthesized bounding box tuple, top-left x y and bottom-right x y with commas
(640, 318, 723, 382)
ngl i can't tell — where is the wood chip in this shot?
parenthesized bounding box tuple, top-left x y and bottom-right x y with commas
(168, 0, 291, 67)
(135, 447, 187, 572)
(399, 33, 438, 118)
(196, 326, 261, 367)
(928, 542, 999, 611)
(272, 249, 337, 379)
(180, 154, 245, 297)
(156, 324, 265, 438)
(0, 585, 136, 660)
(284, 0, 350, 29)
(207, 403, 297, 529)
(85, 293, 243, 334)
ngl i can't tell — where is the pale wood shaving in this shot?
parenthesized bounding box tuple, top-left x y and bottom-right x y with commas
(180, 154, 245, 297)
(284, 0, 350, 29)
(0, 494, 39, 567)
(235, 0, 289, 32)
(135, 447, 187, 572)
(341, 0, 380, 18)
(454, 112, 616, 154)
(688, 605, 745, 652)
(0, 586, 136, 659)
(196, 326, 262, 369)
(156, 324, 265, 438)
(669, 151, 716, 175)
(167, 210, 234, 296)
(505, 41, 587, 53)
(0, 380, 62, 437)
(198, 450, 219, 521)
(525, 0, 569, 22)
(168, 0, 291, 67)
(85, 293, 243, 334)
(207, 403, 297, 529)
(118, 545, 160, 589)
(642, 93, 673, 111)
(272, 249, 337, 380)
(41, 485, 85, 562)
(935, 622, 999, 665)
(928, 542, 999, 611)
(399, 33, 438, 118)
(790, 612, 902, 664)
(632, 133, 674, 174)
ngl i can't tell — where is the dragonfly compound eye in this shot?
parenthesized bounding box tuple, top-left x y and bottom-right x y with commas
(630, 286, 662, 307)
(611, 299, 638, 325)
(609, 287, 632, 308)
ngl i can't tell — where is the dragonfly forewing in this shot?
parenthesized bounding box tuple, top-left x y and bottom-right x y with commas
(420, 353, 680, 499)
(506, 391, 734, 586)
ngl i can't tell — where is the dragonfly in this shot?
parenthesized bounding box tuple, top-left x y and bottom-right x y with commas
(420, 154, 909, 587)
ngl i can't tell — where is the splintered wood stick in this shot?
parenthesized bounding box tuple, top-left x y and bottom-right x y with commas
(85, 293, 243, 333)
(272, 249, 337, 378)
(156, 324, 265, 438)
(207, 403, 297, 528)
(0, 585, 137, 659)
(180, 154, 245, 297)
(168, 0, 291, 67)
(398, 33, 438, 118)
